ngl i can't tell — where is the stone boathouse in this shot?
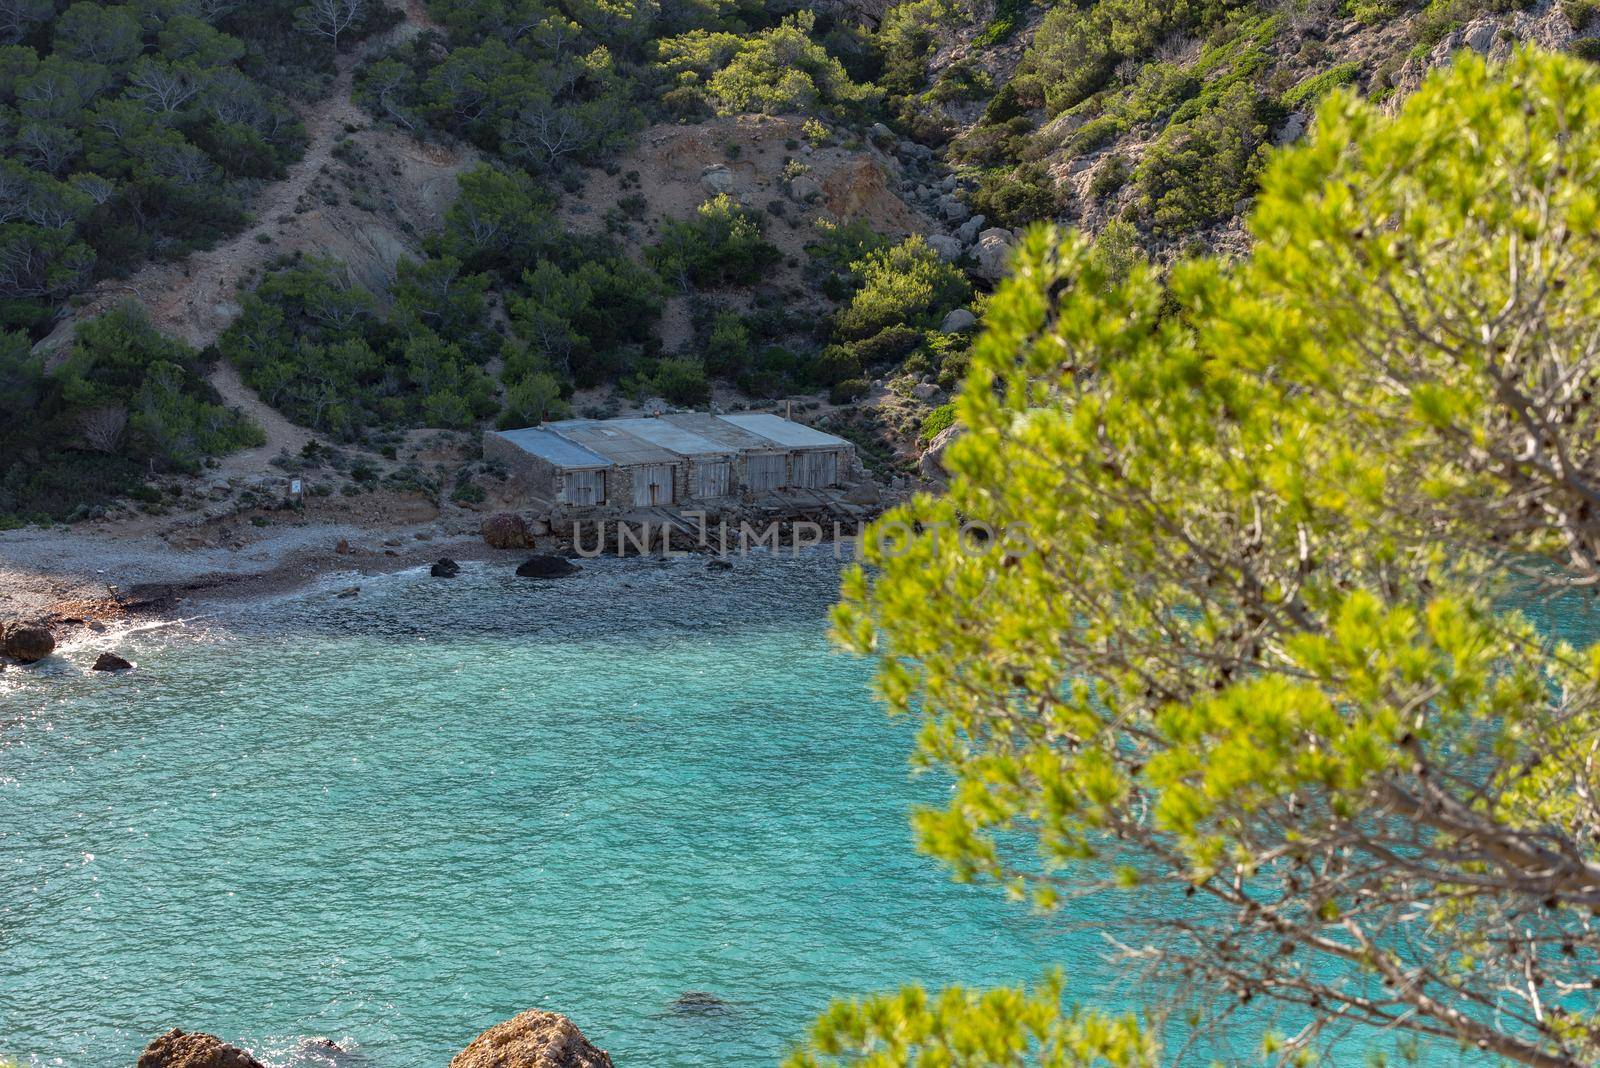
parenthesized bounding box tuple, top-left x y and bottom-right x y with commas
(483, 413, 860, 519)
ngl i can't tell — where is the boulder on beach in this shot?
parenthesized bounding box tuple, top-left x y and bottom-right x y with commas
(483, 513, 535, 550)
(842, 481, 881, 506)
(516, 555, 582, 579)
(431, 558, 462, 577)
(451, 1010, 614, 1068)
(136, 1029, 265, 1068)
(92, 652, 134, 671)
(2, 622, 55, 663)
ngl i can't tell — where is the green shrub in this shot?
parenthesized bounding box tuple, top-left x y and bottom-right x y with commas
(1281, 62, 1361, 109)
(500, 371, 571, 428)
(451, 478, 486, 504)
(1088, 155, 1131, 200)
(706, 312, 753, 377)
(1568, 0, 1600, 29)
(647, 357, 713, 406)
(836, 237, 970, 341)
(648, 196, 783, 290)
(850, 324, 925, 367)
(658, 12, 881, 118)
(1134, 83, 1277, 235)
(811, 345, 864, 386)
(970, 163, 1063, 228)
(918, 402, 957, 442)
(830, 377, 872, 404)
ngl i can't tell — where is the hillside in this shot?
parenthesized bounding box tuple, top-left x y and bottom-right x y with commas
(4, 0, 1596, 530)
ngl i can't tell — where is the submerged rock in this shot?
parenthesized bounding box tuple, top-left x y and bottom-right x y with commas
(516, 555, 582, 579)
(431, 558, 461, 577)
(450, 1009, 614, 1068)
(705, 558, 734, 571)
(2, 623, 54, 663)
(92, 652, 134, 671)
(136, 1029, 265, 1068)
(670, 991, 731, 1015)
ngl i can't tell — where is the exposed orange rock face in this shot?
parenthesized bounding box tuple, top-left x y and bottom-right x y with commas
(450, 1010, 615, 1068)
(135, 1029, 265, 1068)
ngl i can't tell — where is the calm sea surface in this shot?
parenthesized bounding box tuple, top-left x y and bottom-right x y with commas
(0, 552, 1507, 1066)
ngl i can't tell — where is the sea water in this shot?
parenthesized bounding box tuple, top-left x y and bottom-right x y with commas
(0, 552, 1489, 1066)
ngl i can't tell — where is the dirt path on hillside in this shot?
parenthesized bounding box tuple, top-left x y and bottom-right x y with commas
(39, 8, 435, 354)
(207, 362, 315, 477)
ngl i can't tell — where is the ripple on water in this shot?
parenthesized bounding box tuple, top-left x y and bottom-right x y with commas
(0, 553, 1107, 1067)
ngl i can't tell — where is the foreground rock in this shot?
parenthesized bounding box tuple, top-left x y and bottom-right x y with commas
(136, 1029, 265, 1068)
(1, 622, 55, 663)
(450, 1009, 614, 1068)
(516, 555, 582, 579)
(482, 513, 535, 550)
(92, 652, 133, 671)
(431, 558, 461, 577)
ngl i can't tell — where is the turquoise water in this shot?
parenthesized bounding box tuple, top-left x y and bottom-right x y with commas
(1, 553, 1127, 1067)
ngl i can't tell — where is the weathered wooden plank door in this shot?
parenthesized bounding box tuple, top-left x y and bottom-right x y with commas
(745, 452, 787, 492)
(690, 460, 731, 499)
(797, 451, 838, 488)
(563, 470, 605, 505)
(633, 464, 675, 506)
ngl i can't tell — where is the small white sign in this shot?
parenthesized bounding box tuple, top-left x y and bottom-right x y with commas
(290, 479, 303, 495)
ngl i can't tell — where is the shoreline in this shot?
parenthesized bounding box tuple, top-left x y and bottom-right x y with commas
(0, 516, 509, 635)
(0, 509, 878, 643)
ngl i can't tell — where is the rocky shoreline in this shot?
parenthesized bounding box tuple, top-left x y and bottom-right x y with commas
(137, 1009, 614, 1068)
(0, 506, 879, 673)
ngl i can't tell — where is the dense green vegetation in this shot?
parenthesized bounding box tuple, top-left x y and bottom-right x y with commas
(11, 0, 1581, 528)
(217, 255, 499, 436)
(1, 303, 261, 524)
(656, 10, 880, 119)
(802, 51, 1600, 1068)
(0, 0, 394, 335)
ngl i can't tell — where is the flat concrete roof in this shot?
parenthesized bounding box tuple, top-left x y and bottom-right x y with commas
(548, 420, 680, 467)
(606, 417, 736, 459)
(491, 427, 610, 470)
(716, 412, 852, 450)
(661, 413, 782, 452)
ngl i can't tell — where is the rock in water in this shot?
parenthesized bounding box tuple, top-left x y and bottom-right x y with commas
(285, 1037, 356, 1067)
(431, 558, 461, 577)
(516, 555, 582, 579)
(482, 513, 535, 550)
(450, 1009, 614, 1068)
(136, 1029, 265, 1068)
(670, 991, 731, 1015)
(705, 558, 734, 571)
(92, 652, 133, 671)
(2, 623, 54, 663)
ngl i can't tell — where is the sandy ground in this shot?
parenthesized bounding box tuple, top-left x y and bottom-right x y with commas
(0, 510, 505, 627)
